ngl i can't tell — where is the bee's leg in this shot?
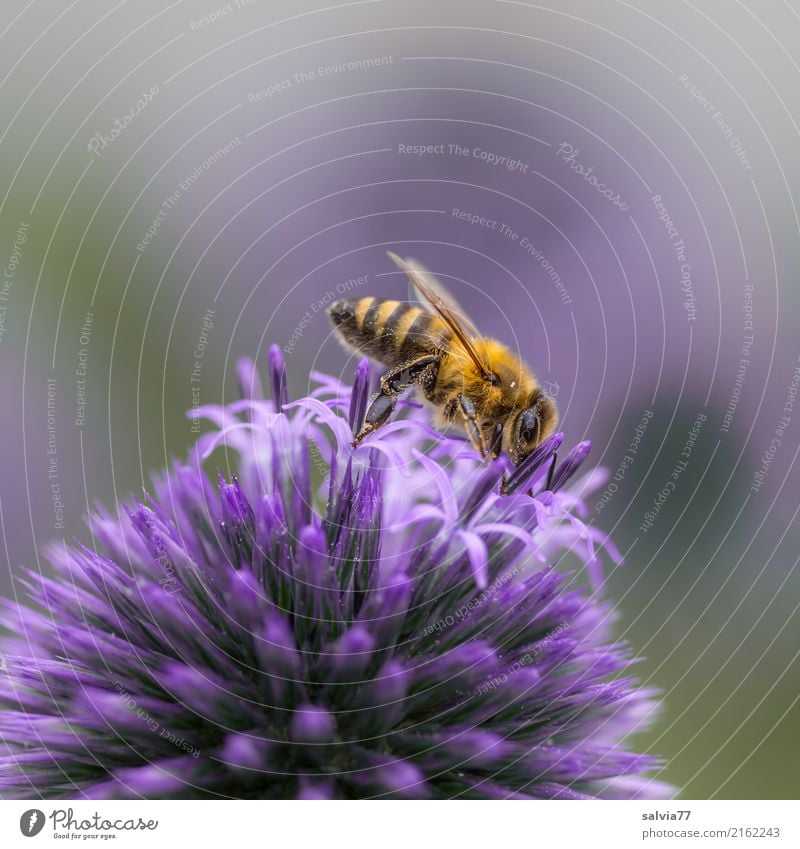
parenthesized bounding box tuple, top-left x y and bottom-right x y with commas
(488, 422, 504, 459)
(353, 392, 397, 445)
(353, 354, 439, 445)
(444, 394, 486, 456)
(380, 354, 439, 395)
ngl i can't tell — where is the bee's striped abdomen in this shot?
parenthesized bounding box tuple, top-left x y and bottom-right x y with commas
(328, 297, 445, 367)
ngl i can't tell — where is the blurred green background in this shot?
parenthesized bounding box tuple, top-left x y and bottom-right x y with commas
(1, 0, 799, 798)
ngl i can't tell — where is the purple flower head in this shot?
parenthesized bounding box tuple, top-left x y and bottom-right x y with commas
(0, 348, 673, 800)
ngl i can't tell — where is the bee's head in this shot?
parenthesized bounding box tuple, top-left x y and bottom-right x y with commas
(507, 392, 558, 465)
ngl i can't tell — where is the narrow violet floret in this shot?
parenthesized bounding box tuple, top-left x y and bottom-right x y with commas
(549, 440, 593, 493)
(0, 347, 673, 800)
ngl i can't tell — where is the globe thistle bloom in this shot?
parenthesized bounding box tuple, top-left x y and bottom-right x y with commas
(0, 349, 672, 800)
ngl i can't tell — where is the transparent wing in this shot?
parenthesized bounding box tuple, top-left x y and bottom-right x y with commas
(386, 251, 490, 377)
(390, 252, 482, 338)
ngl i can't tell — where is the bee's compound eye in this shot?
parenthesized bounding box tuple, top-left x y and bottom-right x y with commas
(488, 372, 500, 386)
(519, 408, 540, 443)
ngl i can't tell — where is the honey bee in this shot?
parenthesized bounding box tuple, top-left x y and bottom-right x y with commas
(328, 251, 558, 470)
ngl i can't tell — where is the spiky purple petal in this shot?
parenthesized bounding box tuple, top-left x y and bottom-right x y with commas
(0, 357, 672, 800)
